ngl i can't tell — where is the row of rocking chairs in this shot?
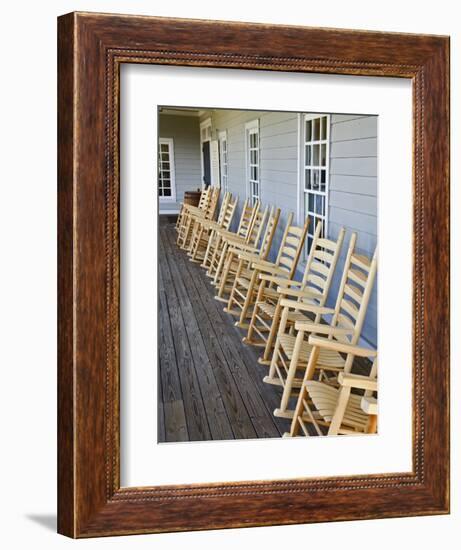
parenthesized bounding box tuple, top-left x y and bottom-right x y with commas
(175, 187, 378, 437)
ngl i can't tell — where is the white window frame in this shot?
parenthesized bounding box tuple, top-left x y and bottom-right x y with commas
(218, 130, 228, 192)
(245, 119, 260, 206)
(299, 113, 330, 253)
(158, 137, 176, 202)
(200, 118, 212, 187)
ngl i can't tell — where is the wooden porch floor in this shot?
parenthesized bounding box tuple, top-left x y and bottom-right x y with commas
(158, 217, 290, 442)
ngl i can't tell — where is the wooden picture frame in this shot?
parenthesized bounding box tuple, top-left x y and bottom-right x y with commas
(57, 12, 450, 537)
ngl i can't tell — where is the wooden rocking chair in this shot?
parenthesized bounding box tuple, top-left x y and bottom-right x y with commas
(176, 186, 220, 249)
(175, 185, 209, 233)
(187, 192, 238, 263)
(214, 206, 280, 304)
(224, 214, 309, 329)
(213, 205, 278, 299)
(265, 233, 377, 420)
(243, 222, 345, 365)
(202, 199, 260, 277)
(287, 336, 378, 437)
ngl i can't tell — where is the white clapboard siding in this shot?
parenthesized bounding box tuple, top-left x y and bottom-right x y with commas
(158, 114, 202, 212)
(326, 113, 378, 346)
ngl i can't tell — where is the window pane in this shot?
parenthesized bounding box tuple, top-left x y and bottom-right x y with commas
(250, 150, 257, 164)
(313, 118, 320, 140)
(308, 193, 314, 212)
(313, 144, 320, 166)
(160, 143, 168, 152)
(312, 169, 320, 190)
(163, 188, 171, 197)
(305, 120, 312, 141)
(316, 194, 324, 214)
(321, 144, 326, 166)
(321, 116, 327, 140)
(320, 169, 326, 191)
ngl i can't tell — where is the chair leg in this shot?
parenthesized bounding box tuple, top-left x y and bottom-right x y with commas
(264, 306, 290, 380)
(275, 331, 316, 418)
(213, 241, 229, 283)
(259, 300, 282, 365)
(243, 281, 266, 344)
(236, 269, 259, 327)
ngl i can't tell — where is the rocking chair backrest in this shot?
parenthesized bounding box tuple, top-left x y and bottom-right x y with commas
(233, 199, 255, 240)
(328, 234, 378, 370)
(298, 222, 346, 310)
(197, 186, 211, 210)
(204, 187, 220, 220)
(272, 214, 309, 279)
(258, 206, 281, 260)
(219, 193, 238, 230)
(246, 204, 269, 248)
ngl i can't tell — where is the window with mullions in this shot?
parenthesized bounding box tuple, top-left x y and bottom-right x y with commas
(158, 138, 176, 200)
(303, 114, 330, 251)
(246, 120, 260, 206)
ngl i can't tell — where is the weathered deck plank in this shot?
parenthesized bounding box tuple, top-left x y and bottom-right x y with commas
(158, 263, 188, 442)
(164, 226, 259, 440)
(159, 229, 212, 442)
(161, 227, 234, 441)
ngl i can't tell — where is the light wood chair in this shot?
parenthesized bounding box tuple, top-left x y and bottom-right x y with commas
(243, 222, 345, 365)
(224, 214, 309, 329)
(287, 336, 377, 437)
(202, 199, 260, 278)
(265, 233, 377, 420)
(175, 185, 209, 233)
(187, 192, 238, 263)
(213, 205, 278, 300)
(176, 186, 220, 249)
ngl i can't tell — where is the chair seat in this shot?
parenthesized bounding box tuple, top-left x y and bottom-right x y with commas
(258, 302, 309, 322)
(305, 381, 369, 430)
(278, 334, 346, 369)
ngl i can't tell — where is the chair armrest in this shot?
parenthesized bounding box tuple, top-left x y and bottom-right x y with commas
(360, 396, 378, 415)
(280, 300, 334, 315)
(307, 335, 378, 358)
(259, 274, 302, 286)
(237, 251, 262, 263)
(228, 241, 259, 253)
(276, 286, 323, 300)
(292, 324, 354, 337)
(252, 262, 288, 276)
(338, 372, 378, 392)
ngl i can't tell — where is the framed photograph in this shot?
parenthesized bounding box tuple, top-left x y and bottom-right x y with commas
(57, 12, 450, 537)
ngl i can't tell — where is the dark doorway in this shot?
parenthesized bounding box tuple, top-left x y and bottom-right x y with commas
(202, 141, 211, 187)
